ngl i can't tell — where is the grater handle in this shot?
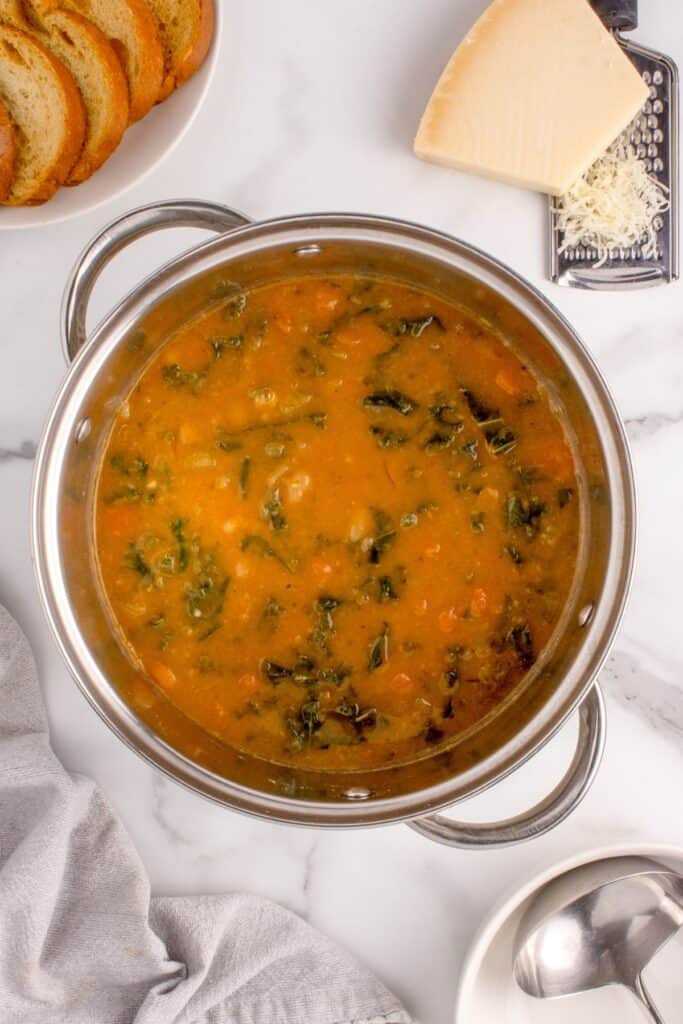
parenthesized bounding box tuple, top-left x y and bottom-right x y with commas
(591, 0, 638, 31)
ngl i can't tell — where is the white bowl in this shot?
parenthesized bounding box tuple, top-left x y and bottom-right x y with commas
(455, 843, 683, 1023)
(0, 4, 221, 229)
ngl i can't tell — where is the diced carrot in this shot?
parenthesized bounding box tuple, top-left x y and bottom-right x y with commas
(238, 673, 259, 695)
(495, 368, 521, 396)
(149, 661, 177, 691)
(391, 672, 416, 693)
(438, 607, 458, 633)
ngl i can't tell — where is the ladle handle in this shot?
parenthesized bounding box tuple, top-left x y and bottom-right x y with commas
(632, 974, 666, 1024)
(409, 684, 605, 850)
(61, 200, 251, 362)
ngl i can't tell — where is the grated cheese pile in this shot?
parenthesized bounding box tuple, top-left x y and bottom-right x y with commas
(555, 146, 670, 267)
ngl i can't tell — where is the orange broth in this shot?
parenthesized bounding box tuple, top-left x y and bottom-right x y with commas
(95, 275, 580, 770)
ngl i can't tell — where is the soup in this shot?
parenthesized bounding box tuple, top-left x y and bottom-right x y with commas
(95, 275, 580, 771)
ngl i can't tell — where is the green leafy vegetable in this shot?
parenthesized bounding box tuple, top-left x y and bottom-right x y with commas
(369, 425, 408, 449)
(222, 290, 246, 318)
(241, 534, 297, 572)
(505, 544, 524, 565)
(261, 487, 286, 531)
(239, 457, 251, 499)
(390, 315, 445, 337)
(185, 576, 229, 622)
(110, 453, 148, 477)
(126, 544, 153, 582)
(332, 698, 377, 731)
(363, 390, 418, 416)
(460, 388, 500, 425)
(506, 493, 546, 536)
(368, 509, 396, 564)
(215, 411, 327, 449)
(461, 439, 479, 461)
(211, 335, 243, 358)
(470, 511, 485, 533)
(171, 517, 188, 572)
(496, 623, 534, 669)
(424, 723, 445, 744)
(162, 363, 208, 394)
(368, 622, 389, 671)
(309, 594, 343, 654)
(295, 346, 327, 376)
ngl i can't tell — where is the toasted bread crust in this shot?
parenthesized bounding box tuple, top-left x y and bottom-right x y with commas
(155, 0, 214, 101)
(0, 24, 86, 204)
(0, 96, 15, 200)
(60, 0, 164, 123)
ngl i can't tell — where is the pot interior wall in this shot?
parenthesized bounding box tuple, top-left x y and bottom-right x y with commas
(45, 226, 618, 815)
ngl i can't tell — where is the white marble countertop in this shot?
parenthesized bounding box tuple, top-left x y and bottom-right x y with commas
(1, 2, 682, 1021)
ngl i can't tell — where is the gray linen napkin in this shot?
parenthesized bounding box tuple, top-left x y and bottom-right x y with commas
(0, 604, 411, 1024)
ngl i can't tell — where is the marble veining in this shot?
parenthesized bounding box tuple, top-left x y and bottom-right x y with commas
(0, 2, 682, 1022)
(0, 440, 36, 463)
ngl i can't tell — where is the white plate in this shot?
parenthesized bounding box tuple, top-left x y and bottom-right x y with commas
(0, 4, 222, 229)
(455, 842, 683, 1023)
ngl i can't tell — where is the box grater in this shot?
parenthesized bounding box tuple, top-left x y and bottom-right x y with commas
(550, 0, 679, 289)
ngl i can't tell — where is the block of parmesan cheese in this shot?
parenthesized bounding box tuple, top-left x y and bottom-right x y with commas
(414, 0, 649, 196)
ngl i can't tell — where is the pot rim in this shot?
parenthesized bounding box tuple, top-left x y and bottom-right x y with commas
(31, 209, 637, 827)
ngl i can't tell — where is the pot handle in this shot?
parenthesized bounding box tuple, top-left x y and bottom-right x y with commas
(408, 683, 605, 850)
(61, 199, 251, 362)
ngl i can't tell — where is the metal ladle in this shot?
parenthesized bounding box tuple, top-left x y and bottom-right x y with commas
(513, 856, 683, 1022)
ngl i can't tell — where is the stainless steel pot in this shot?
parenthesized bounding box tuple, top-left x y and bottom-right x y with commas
(32, 200, 636, 849)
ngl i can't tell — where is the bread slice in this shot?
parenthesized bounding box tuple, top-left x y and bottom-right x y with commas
(0, 23, 85, 204)
(0, 95, 16, 200)
(0, 0, 129, 184)
(144, 0, 213, 100)
(51, 0, 164, 122)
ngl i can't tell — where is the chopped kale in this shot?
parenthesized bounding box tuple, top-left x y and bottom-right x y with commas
(260, 659, 293, 683)
(363, 390, 418, 416)
(368, 622, 389, 671)
(241, 534, 297, 572)
(497, 623, 535, 670)
(368, 509, 396, 564)
(162, 363, 208, 394)
(185, 576, 229, 622)
(506, 493, 546, 536)
(211, 335, 243, 358)
(110, 453, 148, 477)
(239, 457, 251, 499)
(461, 439, 479, 461)
(261, 487, 286, 531)
(369, 425, 408, 449)
(460, 388, 500, 425)
(125, 543, 152, 582)
(470, 511, 485, 533)
(505, 544, 524, 565)
(391, 315, 445, 337)
(424, 723, 445, 744)
(485, 425, 517, 455)
(171, 517, 188, 572)
(295, 346, 327, 376)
